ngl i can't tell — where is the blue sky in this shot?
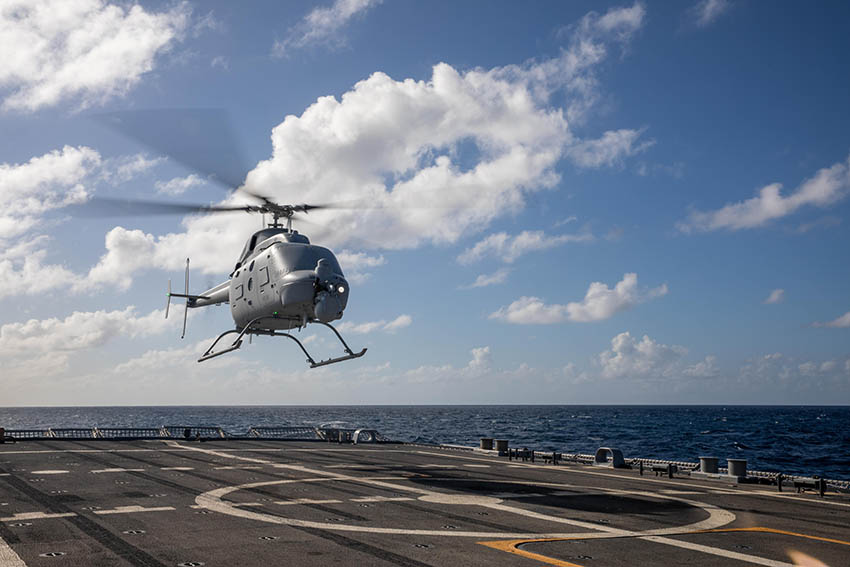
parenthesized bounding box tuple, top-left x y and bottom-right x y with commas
(1, 0, 848, 406)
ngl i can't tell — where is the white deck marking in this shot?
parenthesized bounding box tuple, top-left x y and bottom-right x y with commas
(641, 535, 793, 567)
(90, 468, 145, 474)
(1, 512, 76, 521)
(351, 496, 413, 503)
(0, 534, 27, 567)
(214, 465, 264, 470)
(195, 467, 734, 540)
(0, 474, 9, 477)
(0, 448, 410, 455)
(659, 490, 704, 495)
(230, 503, 264, 508)
(487, 502, 631, 534)
(274, 499, 343, 506)
(487, 492, 547, 499)
(165, 439, 771, 565)
(164, 441, 271, 464)
(29, 470, 69, 475)
(416, 464, 454, 468)
(161, 467, 194, 471)
(94, 506, 175, 515)
(462, 464, 490, 468)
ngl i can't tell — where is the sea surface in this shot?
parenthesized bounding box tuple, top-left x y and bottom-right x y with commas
(2, 405, 848, 480)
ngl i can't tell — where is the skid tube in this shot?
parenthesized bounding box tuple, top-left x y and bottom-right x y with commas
(197, 318, 366, 367)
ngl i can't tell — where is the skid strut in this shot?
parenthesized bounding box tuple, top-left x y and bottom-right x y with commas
(198, 317, 367, 367)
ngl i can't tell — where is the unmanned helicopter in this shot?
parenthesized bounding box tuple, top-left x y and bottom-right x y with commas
(166, 200, 365, 367)
(84, 109, 367, 368)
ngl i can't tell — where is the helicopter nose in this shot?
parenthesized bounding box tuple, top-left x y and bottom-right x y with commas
(280, 271, 317, 306)
(314, 277, 348, 322)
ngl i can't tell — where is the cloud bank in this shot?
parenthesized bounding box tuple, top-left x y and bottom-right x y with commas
(0, 0, 190, 111)
(491, 273, 666, 324)
(678, 154, 850, 232)
(79, 3, 649, 291)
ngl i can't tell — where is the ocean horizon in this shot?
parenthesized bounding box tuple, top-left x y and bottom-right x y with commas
(2, 405, 848, 480)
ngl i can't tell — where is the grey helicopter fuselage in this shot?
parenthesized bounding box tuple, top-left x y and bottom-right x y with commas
(192, 227, 349, 332)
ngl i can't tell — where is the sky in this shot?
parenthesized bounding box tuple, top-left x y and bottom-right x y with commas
(0, 0, 849, 406)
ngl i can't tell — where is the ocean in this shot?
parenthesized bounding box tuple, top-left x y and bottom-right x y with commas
(1, 405, 848, 480)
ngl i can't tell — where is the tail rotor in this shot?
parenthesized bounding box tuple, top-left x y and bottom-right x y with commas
(182, 258, 190, 339)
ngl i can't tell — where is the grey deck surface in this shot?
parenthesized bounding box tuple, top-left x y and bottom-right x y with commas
(1, 440, 848, 566)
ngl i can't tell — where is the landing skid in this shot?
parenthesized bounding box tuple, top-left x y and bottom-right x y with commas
(197, 318, 367, 368)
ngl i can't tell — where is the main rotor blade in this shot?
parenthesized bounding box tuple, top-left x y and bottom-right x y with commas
(94, 108, 254, 193)
(71, 197, 252, 217)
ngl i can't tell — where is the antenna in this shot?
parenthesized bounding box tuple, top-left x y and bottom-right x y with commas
(181, 258, 189, 339)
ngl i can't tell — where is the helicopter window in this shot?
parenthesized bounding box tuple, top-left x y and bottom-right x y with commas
(259, 266, 269, 286)
(278, 245, 343, 275)
(249, 261, 254, 272)
(247, 277, 253, 291)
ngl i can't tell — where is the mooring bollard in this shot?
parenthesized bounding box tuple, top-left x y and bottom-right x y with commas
(699, 456, 719, 474)
(727, 458, 747, 478)
(480, 438, 494, 450)
(495, 439, 509, 456)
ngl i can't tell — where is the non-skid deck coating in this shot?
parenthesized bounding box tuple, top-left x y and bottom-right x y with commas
(0, 440, 848, 567)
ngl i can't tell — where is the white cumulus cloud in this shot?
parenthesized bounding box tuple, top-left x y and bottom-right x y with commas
(565, 272, 667, 322)
(0, 145, 99, 225)
(0, 0, 190, 111)
(89, 6, 648, 290)
(272, 0, 381, 57)
(691, 0, 730, 27)
(490, 273, 667, 324)
(763, 289, 784, 304)
(489, 297, 570, 325)
(336, 314, 412, 334)
(458, 230, 592, 264)
(0, 306, 173, 356)
(383, 314, 412, 332)
(813, 311, 850, 328)
(598, 331, 687, 379)
(565, 128, 654, 168)
(155, 173, 205, 196)
(335, 250, 386, 284)
(462, 268, 511, 289)
(678, 154, 850, 232)
(683, 355, 720, 377)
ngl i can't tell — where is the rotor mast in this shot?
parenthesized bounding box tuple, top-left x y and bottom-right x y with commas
(261, 203, 311, 231)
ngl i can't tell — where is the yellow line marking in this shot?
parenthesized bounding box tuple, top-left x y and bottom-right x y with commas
(690, 527, 850, 547)
(479, 526, 850, 567)
(478, 539, 584, 567)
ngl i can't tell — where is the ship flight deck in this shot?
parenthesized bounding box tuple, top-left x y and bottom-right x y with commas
(1, 439, 848, 566)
